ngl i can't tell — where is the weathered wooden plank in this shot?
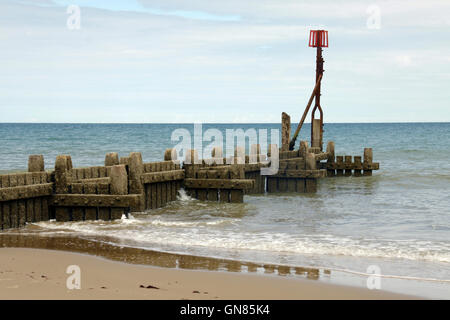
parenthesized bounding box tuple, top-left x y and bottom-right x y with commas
(28, 155, 45, 172)
(0, 204, 3, 230)
(55, 207, 71, 222)
(97, 183, 110, 220)
(266, 177, 277, 193)
(230, 190, 244, 203)
(151, 183, 157, 209)
(2, 202, 10, 229)
(111, 208, 124, 220)
(345, 156, 353, 176)
(336, 156, 344, 176)
(141, 170, 185, 184)
(278, 178, 287, 192)
(33, 197, 42, 222)
(183, 179, 253, 190)
(305, 178, 317, 193)
(50, 194, 141, 208)
(0, 184, 53, 202)
(156, 182, 162, 208)
(105, 152, 119, 166)
(18, 199, 26, 227)
(73, 177, 110, 184)
(296, 179, 306, 193)
(326, 141, 335, 177)
(72, 208, 84, 221)
(41, 197, 49, 221)
(206, 170, 219, 201)
(85, 207, 97, 221)
(272, 169, 327, 179)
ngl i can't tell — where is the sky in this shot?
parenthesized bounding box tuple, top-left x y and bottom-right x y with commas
(0, 0, 449, 123)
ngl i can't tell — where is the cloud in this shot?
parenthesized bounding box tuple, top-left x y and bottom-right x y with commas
(0, 0, 449, 123)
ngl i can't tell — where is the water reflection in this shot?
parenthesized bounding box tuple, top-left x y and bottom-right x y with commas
(0, 233, 327, 280)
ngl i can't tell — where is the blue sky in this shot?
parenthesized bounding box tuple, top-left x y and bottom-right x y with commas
(0, 0, 449, 123)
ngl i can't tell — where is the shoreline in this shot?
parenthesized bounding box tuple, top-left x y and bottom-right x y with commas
(0, 247, 418, 300)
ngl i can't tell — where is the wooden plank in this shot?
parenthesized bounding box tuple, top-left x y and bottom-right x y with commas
(145, 184, 151, 210)
(151, 183, 157, 209)
(287, 178, 296, 192)
(183, 179, 253, 190)
(274, 169, 327, 179)
(111, 208, 123, 220)
(85, 207, 97, 221)
(266, 177, 277, 193)
(55, 207, 71, 222)
(336, 156, 344, 176)
(97, 183, 110, 220)
(305, 178, 317, 193)
(72, 208, 84, 221)
(196, 170, 207, 201)
(278, 178, 287, 192)
(2, 202, 10, 229)
(230, 190, 244, 203)
(353, 156, 362, 177)
(91, 166, 100, 179)
(296, 179, 306, 193)
(0, 184, 53, 202)
(98, 166, 107, 178)
(83, 167, 92, 179)
(206, 170, 219, 201)
(50, 194, 141, 208)
(363, 148, 373, 176)
(41, 197, 49, 221)
(18, 199, 26, 227)
(156, 182, 162, 208)
(24, 173, 34, 223)
(141, 170, 185, 184)
(345, 156, 353, 176)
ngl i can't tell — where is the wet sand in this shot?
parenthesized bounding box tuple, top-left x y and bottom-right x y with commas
(0, 247, 418, 300)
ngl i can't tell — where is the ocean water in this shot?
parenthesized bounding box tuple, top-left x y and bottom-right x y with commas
(0, 123, 449, 298)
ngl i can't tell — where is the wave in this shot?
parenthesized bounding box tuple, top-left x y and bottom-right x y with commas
(31, 220, 450, 264)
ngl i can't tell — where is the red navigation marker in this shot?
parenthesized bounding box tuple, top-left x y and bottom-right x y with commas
(309, 30, 328, 48)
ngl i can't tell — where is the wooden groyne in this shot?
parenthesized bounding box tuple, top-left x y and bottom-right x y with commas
(0, 117, 379, 231)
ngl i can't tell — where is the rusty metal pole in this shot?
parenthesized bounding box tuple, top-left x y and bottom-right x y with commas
(311, 31, 325, 150)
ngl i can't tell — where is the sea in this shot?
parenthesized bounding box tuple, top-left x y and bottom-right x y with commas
(0, 122, 449, 299)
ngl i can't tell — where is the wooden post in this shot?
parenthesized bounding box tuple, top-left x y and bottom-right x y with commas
(299, 141, 308, 159)
(281, 112, 291, 152)
(1, 176, 11, 229)
(54, 155, 71, 221)
(336, 156, 344, 176)
(110, 165, 128, 218)
(128, 152, 145, 211)
(354, 156, 362, 177)
(363, 148, 373, 176)
(105, 152, 119, 166)
(311, 118, 322, 150)
(229, 165, 244, 203)
(344, 156, 352, 176)
(164, 148, 177, 161)
(28, 155, 44, 172)
(206, 170, 219, 201)
(326, 141, 335, 177)
(305, 153, 317, 193)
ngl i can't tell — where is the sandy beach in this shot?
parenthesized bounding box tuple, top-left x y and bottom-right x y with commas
(0, 248, 417, 300)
